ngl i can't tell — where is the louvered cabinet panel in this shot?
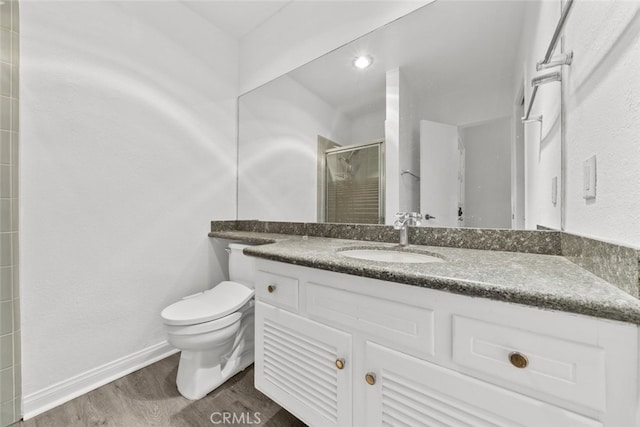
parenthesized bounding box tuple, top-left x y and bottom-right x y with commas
(255, 301, 352, 427)
(364, 341, 601, 427)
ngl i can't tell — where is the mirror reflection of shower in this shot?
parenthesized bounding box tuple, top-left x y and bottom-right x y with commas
(338, 150, 357, 179)
(322, 139, 385, 224)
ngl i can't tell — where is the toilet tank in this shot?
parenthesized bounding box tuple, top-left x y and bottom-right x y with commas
(228, 243, 256, 288)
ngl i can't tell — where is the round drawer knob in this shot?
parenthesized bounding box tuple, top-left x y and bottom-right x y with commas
(335, 359, 345, 370)
(267, 284, 276, 293)
(365, 372, 376, 385)
(509, 351, 529, 369)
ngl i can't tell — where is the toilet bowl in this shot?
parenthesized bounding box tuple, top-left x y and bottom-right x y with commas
(161, 243, 256, 400)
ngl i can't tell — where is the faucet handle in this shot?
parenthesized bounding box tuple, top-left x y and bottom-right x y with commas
(395, 212, 421, 219)
(395, 212, 422, 227)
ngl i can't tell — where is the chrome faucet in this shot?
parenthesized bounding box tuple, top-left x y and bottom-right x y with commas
(393, 212, 422, 246)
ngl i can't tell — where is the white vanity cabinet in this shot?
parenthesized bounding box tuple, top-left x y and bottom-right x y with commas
(253, 259, 640, 427)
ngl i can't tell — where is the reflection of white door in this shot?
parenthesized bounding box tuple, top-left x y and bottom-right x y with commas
(420, 120, 459, 227)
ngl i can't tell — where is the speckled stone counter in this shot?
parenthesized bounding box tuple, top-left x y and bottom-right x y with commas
(562, 233, 640, 298)
(212, 220, 562, 254)
(210, 230, 640, 325)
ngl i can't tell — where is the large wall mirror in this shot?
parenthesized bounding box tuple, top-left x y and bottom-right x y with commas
(238, 0, 563, 230)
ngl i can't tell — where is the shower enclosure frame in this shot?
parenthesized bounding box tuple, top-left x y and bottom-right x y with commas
(321, 139, 385, 225)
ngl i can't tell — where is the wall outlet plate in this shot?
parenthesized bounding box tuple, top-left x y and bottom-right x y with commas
(583, 155, 597, 199)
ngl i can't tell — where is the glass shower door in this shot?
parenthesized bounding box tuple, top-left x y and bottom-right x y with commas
(325, 140, 384, 224)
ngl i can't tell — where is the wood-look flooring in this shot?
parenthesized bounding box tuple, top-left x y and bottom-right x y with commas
(17, 354, 306, 427)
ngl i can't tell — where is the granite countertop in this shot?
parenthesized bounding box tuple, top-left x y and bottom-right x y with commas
(210, 230, 640, 325)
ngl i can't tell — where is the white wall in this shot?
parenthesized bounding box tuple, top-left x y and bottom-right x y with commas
(514, 0, 640, 244)
(398, 71, 419, 213)
(239, 1, 431, 94)
(237, 75, 351, 222)
(20, 1, 238, 411)
(461, 117, 512, 229)
(563, 1, 640, 247)
(418, 77, 516, 127)
(519, 1, 563, 230)
(351, 110, 385, 145)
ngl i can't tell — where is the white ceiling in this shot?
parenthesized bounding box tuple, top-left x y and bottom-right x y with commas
(179, 1, 528, 123)
(286, 0, 527, 120)
(182, 1, 293, 39)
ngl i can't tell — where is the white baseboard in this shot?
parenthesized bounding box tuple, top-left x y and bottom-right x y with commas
(23, 341, 179, 420)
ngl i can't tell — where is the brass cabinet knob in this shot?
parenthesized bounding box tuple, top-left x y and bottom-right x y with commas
(509, 351, 529, 369)
(335, 359, 345, 370)
(365, 372, 376, 385)
(267, 284, 276, 293)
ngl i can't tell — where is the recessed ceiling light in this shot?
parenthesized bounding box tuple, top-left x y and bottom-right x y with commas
(353, 55, 373, 69)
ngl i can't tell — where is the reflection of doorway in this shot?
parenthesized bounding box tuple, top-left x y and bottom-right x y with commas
(420, 120, 460, 227)
(512, 92, 526, 229)
(421, 118, 512, 229)
(460, 117, 512, 229)
(323, 140, 385, 224)
(457, 138, 465, 227)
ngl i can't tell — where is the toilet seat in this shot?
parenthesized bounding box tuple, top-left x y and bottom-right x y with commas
(161, 281, 254, 326)
(165, 311, 243, 336)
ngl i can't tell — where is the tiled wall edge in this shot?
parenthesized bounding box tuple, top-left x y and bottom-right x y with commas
(0, 1, 20, 425)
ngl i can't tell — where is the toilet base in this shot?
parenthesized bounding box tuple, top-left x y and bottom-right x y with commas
(174, 305, 255, 400)
(176, 347, 254, 400)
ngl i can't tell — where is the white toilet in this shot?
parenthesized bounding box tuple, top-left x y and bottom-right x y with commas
(161, 243, 256, 400)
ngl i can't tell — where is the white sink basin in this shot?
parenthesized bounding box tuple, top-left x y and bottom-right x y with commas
(339, 249, 443, 263)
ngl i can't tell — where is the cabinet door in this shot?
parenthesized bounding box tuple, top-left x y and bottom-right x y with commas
(363, 342, 601, 427)
(255, 301, 352, 427)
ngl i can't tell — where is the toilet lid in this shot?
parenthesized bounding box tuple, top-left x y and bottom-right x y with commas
(161, 281, 254, 326)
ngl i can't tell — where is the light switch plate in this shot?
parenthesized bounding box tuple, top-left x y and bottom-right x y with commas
(583, 155, 596, 199)
(551, 176, 558, 205)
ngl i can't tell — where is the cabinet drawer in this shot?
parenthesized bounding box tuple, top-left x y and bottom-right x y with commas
(452, 315, 606, 412)
(305, 282, 435, 359)
(255, 270, 299, 311)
